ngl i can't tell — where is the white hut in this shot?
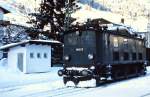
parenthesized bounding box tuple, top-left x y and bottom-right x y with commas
(0, 40, 61, 73)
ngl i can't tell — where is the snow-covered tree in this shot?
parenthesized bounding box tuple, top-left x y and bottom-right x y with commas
(0, 24, 28, 44)
(27, 0, 80, 42)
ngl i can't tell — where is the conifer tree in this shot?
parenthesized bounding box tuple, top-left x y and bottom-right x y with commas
(27, 0, 80, 42)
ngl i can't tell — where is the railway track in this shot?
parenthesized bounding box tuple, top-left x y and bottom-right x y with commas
(20, 87, 89, 97)
(1, 68, 150, 97)
(20, 74, 149, 97)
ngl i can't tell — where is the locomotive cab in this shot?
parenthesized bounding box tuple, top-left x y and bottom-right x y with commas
(63, 30, 96, 67)
(58, 28, 106, 87)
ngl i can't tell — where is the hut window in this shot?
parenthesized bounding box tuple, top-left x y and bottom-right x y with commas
(44, 53, 47, 58)
(30, 53, 34, 58)
(37, 53, 41, 58)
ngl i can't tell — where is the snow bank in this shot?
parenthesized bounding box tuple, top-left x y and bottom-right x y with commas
(0, 58, 63, 88)
(78, 79, 96, 87)
(65, 79, 96, 88)
(0, 58, 7, 68)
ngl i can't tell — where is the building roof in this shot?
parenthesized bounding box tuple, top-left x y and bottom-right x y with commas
(0, 6, 10, 14)
(0, 40, 62, 50)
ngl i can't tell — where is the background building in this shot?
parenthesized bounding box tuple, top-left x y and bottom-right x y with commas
(0, 6, 10, 59)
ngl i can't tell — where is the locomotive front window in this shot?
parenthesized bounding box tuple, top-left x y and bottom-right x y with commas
(67, 35, 77, 45)
(66, 31, 95, 46)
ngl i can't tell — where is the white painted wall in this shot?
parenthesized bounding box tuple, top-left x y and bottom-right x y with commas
(7, 44, 51, 73)
(8, 46, 26, 72)
(0, 43, 3, 59)
(26, 44, 51, 73)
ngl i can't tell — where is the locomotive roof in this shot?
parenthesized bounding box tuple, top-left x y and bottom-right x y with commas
(89, 18, 112, 24)
(64, 17, 144, 41)
(66, 18, 144, 40)
(66, 26, 144, 40)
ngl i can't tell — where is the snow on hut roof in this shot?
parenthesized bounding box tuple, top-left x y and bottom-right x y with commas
(0, 40, 62, 50)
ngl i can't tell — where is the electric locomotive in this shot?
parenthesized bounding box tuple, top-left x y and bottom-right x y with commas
(58, 18, 147, 86)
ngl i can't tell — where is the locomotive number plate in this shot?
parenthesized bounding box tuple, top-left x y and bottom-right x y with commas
(75, 48, 84, 51)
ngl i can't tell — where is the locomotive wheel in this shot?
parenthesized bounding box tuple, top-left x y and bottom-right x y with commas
(140, 69, 146, 75)
(135, 66, 141, 77)
(73, 78, 79, 86)
(124, 67, 129, 79)
(63, 77, 68, 85)
(142, 65, 147, 75)
(96, 77, 100, 86)
(124, 70, 129, 79)
(112, 71, 118, 80)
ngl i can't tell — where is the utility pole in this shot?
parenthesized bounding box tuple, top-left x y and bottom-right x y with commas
(147, 11, 150, 48)
(64, 0, 80, 31)
(64, 0, 71, 31)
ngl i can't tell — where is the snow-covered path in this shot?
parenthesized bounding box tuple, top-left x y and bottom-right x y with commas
(1, 65, 150, 97)
(1, 72, 150, 97)
(0, 81, 62, 97)
(69, 73, 150, 97)
(0, 80, 88, 97)
(0, 65, 62, 88)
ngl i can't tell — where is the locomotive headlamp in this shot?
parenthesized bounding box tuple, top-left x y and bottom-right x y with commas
(76, 31, 80, 35)
(76, 30, 82, 36)
(90, 66, 95, 70)
(64, 55, 70, 61)
(88, 54, 94, 60)
(58, 70, 64, 76)
(81, 70, 89, 76)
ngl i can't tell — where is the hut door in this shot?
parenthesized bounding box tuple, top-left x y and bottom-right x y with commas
(17, 53, 23, 72)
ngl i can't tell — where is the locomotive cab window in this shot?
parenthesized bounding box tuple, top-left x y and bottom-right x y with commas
(132, 53, 136, 60)
(123, 52, 129, 61)
(75, 30, 82, 36)
(123, 39, 128, 44)
(123, 38, 128, 48)
(138, 41, 142, 46)
(113, 51, 119, 61)
(138, 53, 142, 60)
(113, 37, 118, 47)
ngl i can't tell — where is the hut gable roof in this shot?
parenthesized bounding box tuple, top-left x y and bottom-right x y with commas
(0, 40, 61, 50)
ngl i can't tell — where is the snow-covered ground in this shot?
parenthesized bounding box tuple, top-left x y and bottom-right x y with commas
(1, 58, 150, 97)
(0, 58, 63, 89)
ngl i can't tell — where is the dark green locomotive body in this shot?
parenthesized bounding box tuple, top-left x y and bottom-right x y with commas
(58, 22, 147, 86)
